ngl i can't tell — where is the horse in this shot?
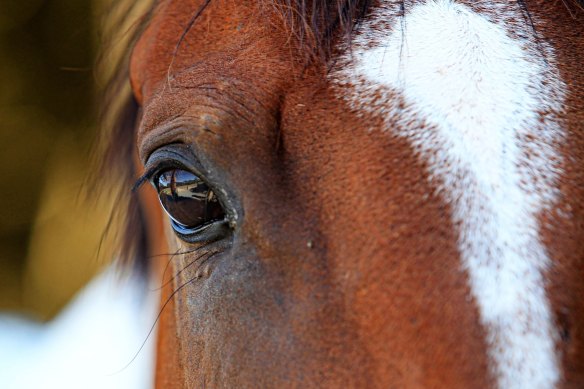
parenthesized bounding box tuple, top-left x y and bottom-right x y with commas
(99, 0, 584, 387)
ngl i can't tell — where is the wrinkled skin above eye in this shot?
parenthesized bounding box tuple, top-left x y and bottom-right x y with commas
(157, 169, 224, 229)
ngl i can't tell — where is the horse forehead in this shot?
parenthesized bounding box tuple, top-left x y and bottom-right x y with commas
(129, 0, 251, 104)
(130, 1, 184, 103)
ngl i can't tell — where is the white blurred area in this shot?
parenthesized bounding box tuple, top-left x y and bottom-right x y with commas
(0, 267, 158, 389)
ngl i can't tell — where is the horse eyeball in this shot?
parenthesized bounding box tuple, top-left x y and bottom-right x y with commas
(157, 169, 225, 230)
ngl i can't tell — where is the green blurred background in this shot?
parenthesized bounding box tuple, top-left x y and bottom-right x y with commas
(0, 0, 145, 321)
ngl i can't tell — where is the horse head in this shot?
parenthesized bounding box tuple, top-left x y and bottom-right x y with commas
(104, 1, 584, 387)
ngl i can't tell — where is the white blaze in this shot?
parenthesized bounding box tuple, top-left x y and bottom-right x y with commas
(333, 1, 565, 388)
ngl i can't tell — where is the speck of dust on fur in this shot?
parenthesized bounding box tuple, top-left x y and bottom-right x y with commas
(331, 1, 566, 388)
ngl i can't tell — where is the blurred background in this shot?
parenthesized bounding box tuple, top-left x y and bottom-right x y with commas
(0, 0, 144, 321)
(0, 2, 156, 387)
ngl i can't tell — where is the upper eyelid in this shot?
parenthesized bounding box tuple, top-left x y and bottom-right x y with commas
(134, 144, 208, 192)
(132, 162, 176, 193)
(138, 118, 208, 164)
(132, 166, 158, 193)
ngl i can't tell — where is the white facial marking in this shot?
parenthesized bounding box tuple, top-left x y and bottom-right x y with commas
(332, 1, 565, 388)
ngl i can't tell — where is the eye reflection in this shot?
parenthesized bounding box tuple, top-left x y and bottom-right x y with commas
(157, 169, 225, 230)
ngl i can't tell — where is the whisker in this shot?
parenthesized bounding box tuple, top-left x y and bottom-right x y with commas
(516, 0, 549, 64)
(157, 240, 216, 283)
(153, 251, 220, 292)
(151, 247, 183, 290)
(107, 274, 200, 376)
(151, 248, 207, 292)
(166, 0, 211, 91)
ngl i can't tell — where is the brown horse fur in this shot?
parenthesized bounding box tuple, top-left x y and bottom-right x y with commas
(98, 0, 584, 387)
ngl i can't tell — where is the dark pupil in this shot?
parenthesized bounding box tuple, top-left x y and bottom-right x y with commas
(157, 169, 224, 229)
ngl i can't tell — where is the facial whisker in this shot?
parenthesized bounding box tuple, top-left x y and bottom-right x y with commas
(152, 250, 216, 292)
(149, 247, 183, 291)
(159, 239, 217, 280)
(108, 274, 201, 376)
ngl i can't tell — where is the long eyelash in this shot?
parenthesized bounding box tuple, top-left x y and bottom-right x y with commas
(132, 156, 195, 193)
(132, 166, 159, 192)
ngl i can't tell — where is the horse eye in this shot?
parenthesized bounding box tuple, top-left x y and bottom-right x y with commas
(156, 169, 225, 233)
